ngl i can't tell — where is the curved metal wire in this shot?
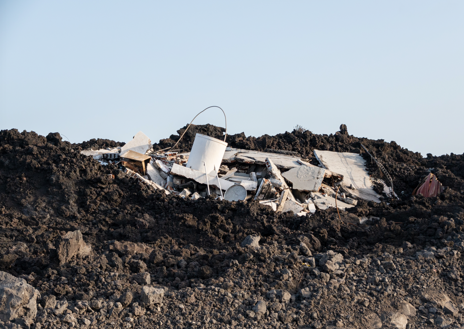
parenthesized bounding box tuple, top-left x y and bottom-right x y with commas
(166, 105, 228, 152)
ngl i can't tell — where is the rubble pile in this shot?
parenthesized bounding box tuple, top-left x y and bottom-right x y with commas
(1, 126, 464, 328)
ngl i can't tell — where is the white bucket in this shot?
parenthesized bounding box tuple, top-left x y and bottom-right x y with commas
(187, 133, 227, 174)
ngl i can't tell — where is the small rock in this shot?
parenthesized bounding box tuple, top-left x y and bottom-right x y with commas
(403, 241, 413, 249)
(300, 242, 312, 256)
(241, 235, 260, 248)
(400, 301, 416, 317)
(141, 286, 164, 305)
(63, 314, 76, 324)
(54, 300, 68, 316)
(129, 260, 147, 273)
(132, 303, 146, 316)
(55, 230, 91, 265)
(132, 272, 151, 285)
(321, 272, 330, 283)
(390, 312, 408, 329)
(279, 290, 291, 303)
(90, 299, 103, 311)
(382, 261, 396, 270)
(178, 259, 187, 269)
(280, 268, 292, 280)
(444, 301, 458, 316)
(246, 310, 256, 318)
(120, 291, 133, 307)
(365, 313, 382, 329)
(253, 301, 266, 314)
(435, 316, 451, 327)
(300, 288, 311, 299)
(43, 295, 57, 309)
(199, 265, 212, 279)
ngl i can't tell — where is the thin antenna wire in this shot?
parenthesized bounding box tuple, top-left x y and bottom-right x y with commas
(160, 106, 227, 154)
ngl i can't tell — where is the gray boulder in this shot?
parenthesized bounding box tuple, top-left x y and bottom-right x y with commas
(0, 271, 40, 326)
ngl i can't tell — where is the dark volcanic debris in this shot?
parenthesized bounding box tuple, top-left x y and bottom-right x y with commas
(1, 126, 464, 328)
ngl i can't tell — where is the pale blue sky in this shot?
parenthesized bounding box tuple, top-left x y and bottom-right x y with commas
(1, 1, 463, 156)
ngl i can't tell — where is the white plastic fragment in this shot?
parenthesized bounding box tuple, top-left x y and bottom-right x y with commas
(121, 131, 152, 155)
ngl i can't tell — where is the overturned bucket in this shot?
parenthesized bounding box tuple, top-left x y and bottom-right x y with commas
(187, 133, 227, 175)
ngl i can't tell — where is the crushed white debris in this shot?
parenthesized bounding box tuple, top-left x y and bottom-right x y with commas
(81, 130, 393, 218)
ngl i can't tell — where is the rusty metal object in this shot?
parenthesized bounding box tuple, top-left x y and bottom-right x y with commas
(413, 173, 444, 198)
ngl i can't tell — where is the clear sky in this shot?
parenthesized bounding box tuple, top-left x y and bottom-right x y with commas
(1, 1, 463, 156)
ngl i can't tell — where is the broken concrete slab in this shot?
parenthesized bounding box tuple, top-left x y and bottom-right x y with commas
(220, 167, 238, 179)
(311, 192, 355, 211)
(314, 149, 381, 203)
(121, 131, 151, 155)
(282, 199, 305, 214)
(146, 162, 166, 187)
(266, 158, 296, 202)
(222, 148, 304, 169)
(282, 165, 325, 192)
(171, 163, 235, 191)
(0, 271, 40, 326)
(297, 159, 343, 181)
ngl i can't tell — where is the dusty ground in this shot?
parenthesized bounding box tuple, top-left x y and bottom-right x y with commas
(1, 125, 464, 328)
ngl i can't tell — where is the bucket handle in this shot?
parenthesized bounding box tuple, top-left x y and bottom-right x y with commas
(168, 106, 228, 152)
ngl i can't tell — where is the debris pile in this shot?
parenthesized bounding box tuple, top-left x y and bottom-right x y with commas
(83, 126, 396, 218)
